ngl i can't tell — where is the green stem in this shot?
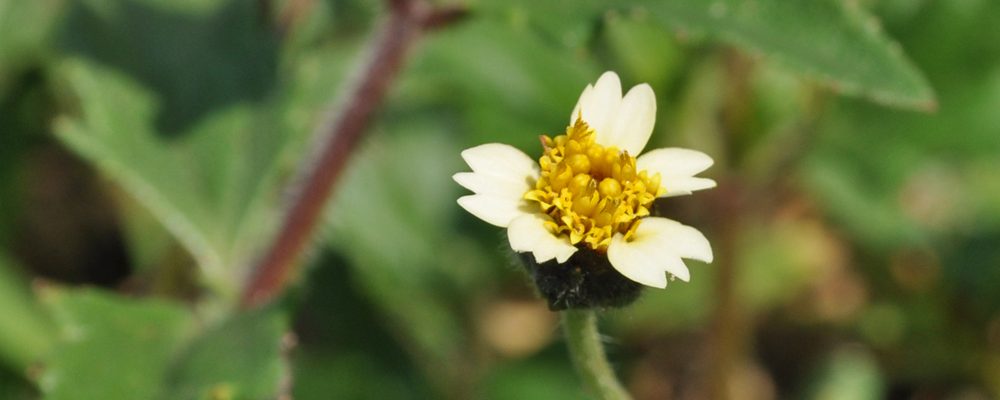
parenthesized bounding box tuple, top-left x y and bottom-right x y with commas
(563, 310, 632, 400)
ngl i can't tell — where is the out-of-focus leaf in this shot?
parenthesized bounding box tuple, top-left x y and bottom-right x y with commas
(803, 2, 1000, 251)
(82, 0, 230, 16)
(0, 68, 54, 242)
(0, 255, 53, 372)
(54, 60, 248, 291)
(51, 45, 343, 295)
(0, 0, 65, 94)
(802, 348, 883, 400)
(49, 0, 294, 298)
(0, 367, 35, 400)
(294, 351, 423, 400)
(292, 254, 434, 400)
(38, 288, 290, 400)
(475, 0, 605, 50)
(638, 0, 935, 110)
(324, 122, 477, 393)
(410, 19, 600, 150)
(59, 0, 278, 134)
(481, 357, 586, 400)
(598, 12, 682, 92)
(163, 308, 288, 400)
(738, 220, 828, 311)
(38, 288, 194, 400)
(803, 155, 924, 250)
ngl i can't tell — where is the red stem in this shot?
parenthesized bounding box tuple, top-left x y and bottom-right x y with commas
(240, 0, 459, 308)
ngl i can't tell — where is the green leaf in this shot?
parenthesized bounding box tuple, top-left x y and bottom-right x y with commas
(0, 255, 53, 372)
(58, 0, 279, 134)
(637, 0, 935, 110)
(53, 60, 240, 291)
(0, 0, 65, 94)
(163, 308, 289, 400)
(38, 288, 195, 400)
(47, 0, 354, 299)
(51, 54, 328, 296)
(37, 288, 289, 400)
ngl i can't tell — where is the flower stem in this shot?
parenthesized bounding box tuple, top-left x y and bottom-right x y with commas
(563, 310, 632, 400)
(239, 0, 466, 309)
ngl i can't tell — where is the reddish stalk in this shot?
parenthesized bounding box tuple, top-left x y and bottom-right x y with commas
(240, 0, 465, 308)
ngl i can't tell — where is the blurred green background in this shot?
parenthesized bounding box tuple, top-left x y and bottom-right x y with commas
(1, 0, 999, 399)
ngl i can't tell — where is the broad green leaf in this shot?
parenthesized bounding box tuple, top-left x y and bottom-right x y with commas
(37, 288, 289, 400)
(48, 0, 345, 298)
(0, 255, 53, 372)
(52, 47, 345, 296)
(38, 288, 195, 400)
(637, 0, 935, 110)
(163, 308, 288, 400)
(54, 60, 243, 291)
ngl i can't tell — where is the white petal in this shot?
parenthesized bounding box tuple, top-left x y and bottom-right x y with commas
(637, 148, 714, 177)
(457, 194, 532, 228)
(460, 143, 539, 187)
(606, 217, 713, 288)
(607, 235, 671, 288)
(642, 217, 714, 263)
(603, 83, 656, 155)
(637, 148, 716, 197)
(452, 171, 530, 200)
(661, 177, 717, 197)
(570, 84, 593, 124)
(507, 214, 578, 264)
(575, 71, 622, 137)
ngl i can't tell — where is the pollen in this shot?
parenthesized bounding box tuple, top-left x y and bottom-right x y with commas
(525, 119, 664, 252)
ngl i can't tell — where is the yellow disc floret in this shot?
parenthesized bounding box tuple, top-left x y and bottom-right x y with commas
(525, 119, 665, 252)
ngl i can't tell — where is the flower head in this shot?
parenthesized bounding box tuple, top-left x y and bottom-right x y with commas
(455, 71, 715, 308)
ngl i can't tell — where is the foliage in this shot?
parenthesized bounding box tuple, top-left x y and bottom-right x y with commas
(1, 0, 998, 398)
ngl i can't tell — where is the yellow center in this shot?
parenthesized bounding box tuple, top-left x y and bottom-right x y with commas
(525, 119, 664, 252)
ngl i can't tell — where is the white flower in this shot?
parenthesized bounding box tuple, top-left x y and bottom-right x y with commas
(454, 71, 715, 288)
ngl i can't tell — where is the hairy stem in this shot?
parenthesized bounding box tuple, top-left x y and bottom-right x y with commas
(240, 0, 464, 308)
(563, 310, 632, 400)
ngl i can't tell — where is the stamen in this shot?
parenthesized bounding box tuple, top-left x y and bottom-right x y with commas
(525, 119, 664, 252)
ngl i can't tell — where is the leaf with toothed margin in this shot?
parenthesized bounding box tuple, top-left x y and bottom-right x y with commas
(37, 288, 290, 400)
(477, 0, 935, 111)
(162, 307, 290, 400)
(635, 0, 936, 111)
(38, 288, 195, 400)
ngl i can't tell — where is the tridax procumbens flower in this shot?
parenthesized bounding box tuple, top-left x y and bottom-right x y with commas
(455, 71, 715, 308)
